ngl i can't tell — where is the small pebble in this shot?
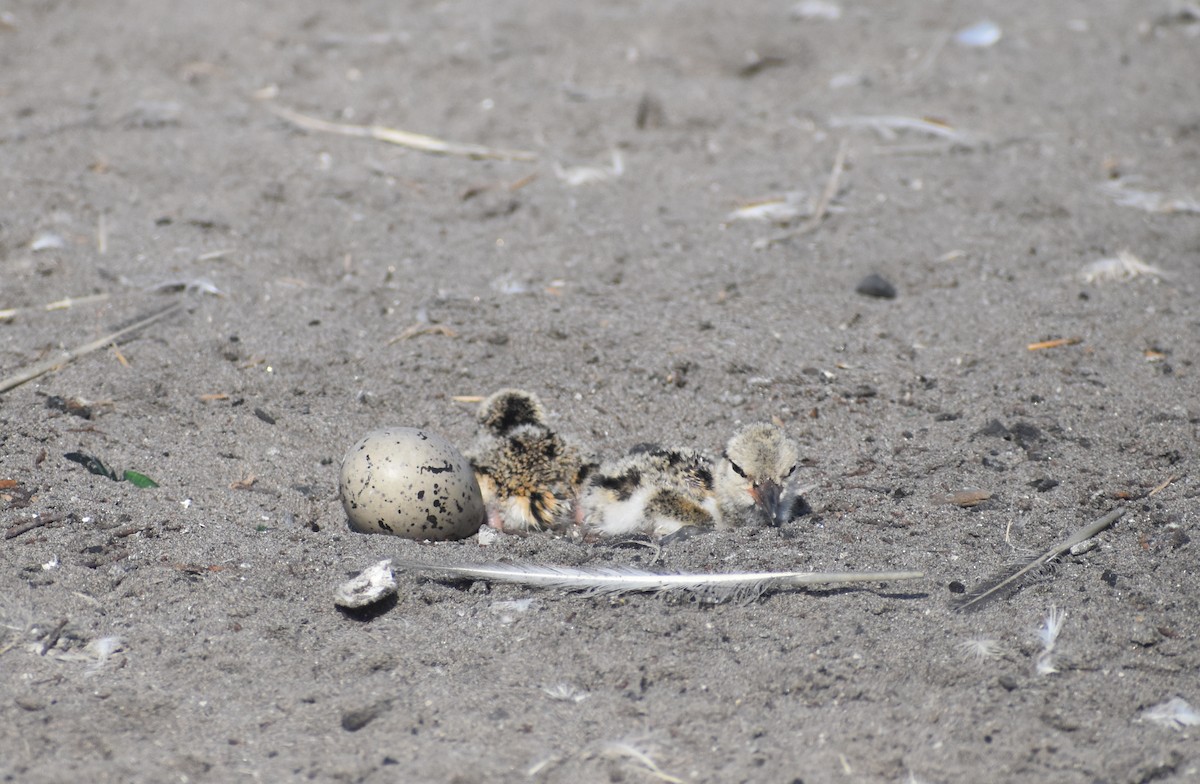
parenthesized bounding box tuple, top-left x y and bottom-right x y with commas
(955, 20, 1001, 48)
(1028, 477, 1059, 493)
(341, 699, 393, 732)
(855, 273, 897, 299)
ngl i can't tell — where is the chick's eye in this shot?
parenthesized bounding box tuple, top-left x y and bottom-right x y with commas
(729, 461, 746, 479)
(784, 465, 797, 478)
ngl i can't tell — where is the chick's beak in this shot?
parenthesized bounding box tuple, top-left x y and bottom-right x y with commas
(749, 480, 783, 526)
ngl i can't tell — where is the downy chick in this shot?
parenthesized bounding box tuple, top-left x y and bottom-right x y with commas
(715, 422, 808, 527)
(577, 444, 720, 539)
(466, 389, 590, 534)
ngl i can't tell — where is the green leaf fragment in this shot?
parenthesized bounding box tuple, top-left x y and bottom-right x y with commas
(122, 470, 159, 488)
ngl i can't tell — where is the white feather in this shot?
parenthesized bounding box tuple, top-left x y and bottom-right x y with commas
(1140, 697, 1200, 730)
(1039, 606, 1066, 652)
(394, 559, 923, 602)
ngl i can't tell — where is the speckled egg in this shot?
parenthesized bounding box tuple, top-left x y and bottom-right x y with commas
(339, 427, 485, 540)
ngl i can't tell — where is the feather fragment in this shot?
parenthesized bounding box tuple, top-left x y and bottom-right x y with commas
(1140, 697, 1200, 730)
(394, 559, 922, 602)
(953, 506, 1125, 612)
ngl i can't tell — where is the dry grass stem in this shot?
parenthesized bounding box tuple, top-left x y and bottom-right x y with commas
(1027, 337, 1082, 351)
(830, 115, 980, 147)
(387, 324, 458, 343)
(0, 293, 111, 322)
(96, 214, 108, 254)
(109, 344, 130, 368)
(754, 138, 849, 248)
(0, 302, 183, 395)
(1148, 475, 1177, 497)
(266, 103, 537, 162)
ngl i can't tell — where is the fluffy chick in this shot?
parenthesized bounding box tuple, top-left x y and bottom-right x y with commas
(466, 389, 589, 534)
(577, 444, 720, 539)
(715, 422, 808, 527)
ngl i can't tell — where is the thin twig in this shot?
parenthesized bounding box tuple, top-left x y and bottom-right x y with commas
(266, 103, 537, 162)
(4, 513, 68, 540)
(755, 138, 848, 249)
(386, 324, 458, 344)
(0, 302, 182, 395)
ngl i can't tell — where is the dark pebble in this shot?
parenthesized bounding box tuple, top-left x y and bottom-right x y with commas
(254, 407, 276, 425)
(855, 273, 897, 299)
(977, 419, 1010, 439)
(341, 699, 393, 732)
(947, 580, 966, 594)
(1009, 421, 1042, 446)
(1028, 477, 1059, 492)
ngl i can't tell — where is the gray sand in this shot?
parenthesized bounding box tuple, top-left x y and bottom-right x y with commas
(2, 2, 1197, 781)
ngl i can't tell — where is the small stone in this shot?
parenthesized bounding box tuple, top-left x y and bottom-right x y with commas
(1028, 477, 1059, 492)
(1131, 625, 1162, 648)
(976, 419, 1010, 439)
(855, 273, 897, 299)
(341, 699, 393, 732)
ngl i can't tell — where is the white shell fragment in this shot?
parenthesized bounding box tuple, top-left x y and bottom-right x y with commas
(955, 20, 1001, 48)
(334, 559, 398, 609)
(30, 232, 66, 251)
(340, 427, 485, 540)
(791, 1, 842, 21)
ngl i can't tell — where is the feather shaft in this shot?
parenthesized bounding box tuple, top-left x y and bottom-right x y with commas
(394, 559, 922, 600)
(954, 506, 1125, 612)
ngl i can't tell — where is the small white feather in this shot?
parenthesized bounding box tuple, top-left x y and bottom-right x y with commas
(1039, 606, 1066, 653)
(1140, 697, 1200, 730)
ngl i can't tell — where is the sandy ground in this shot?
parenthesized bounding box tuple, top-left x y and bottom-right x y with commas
(2, 1, 1199, 782)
